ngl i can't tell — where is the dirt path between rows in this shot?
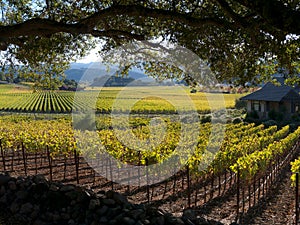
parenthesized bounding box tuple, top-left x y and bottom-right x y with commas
(243, 168, 295, 225)
(195, 166, 297, 225)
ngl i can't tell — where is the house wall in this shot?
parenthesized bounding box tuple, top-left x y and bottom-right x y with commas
(246, 100, 293, 120)
(247, 100, 267, 119)
(282, 102, 293, 119)
(269, 102, 279, 112)
(282, 102, 291, 113)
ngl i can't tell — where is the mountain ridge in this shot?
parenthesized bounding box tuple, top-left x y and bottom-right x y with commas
(66, 62, 152, 82)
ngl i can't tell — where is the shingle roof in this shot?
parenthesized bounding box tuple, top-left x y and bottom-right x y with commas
(240, 82, 300, 102)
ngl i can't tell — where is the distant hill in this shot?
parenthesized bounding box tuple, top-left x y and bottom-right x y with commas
(0, 62, 176, 86)
(91, 75, 136, 87)
(65, 62, 153, 83)
(68, 62, 94, 69)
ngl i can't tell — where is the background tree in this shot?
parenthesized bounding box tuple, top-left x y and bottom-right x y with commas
(0, 0, 299, 85)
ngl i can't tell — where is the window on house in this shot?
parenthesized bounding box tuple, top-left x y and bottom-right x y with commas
(266, 101, 270, 111)
(252, 101, 260, 111)
(292, 103, 300, 113)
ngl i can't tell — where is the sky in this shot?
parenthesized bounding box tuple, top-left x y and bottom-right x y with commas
(76, 48, 101, 63)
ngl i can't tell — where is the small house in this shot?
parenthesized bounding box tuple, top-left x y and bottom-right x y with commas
(240, 82, 300, 120)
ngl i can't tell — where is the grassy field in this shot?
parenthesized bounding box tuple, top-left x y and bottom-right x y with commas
(0, 84, 246, 113)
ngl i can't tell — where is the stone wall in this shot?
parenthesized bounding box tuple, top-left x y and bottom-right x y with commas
(0, 174, 225, 225)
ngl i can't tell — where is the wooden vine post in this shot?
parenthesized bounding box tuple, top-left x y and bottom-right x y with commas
(296, 172, 299, 225)
(210, 165, 214, 199)
(21, 142, 27, 176)
(74, 149, 79, 184)
(0, 139, 6, 171)
(223, 169, 227, 193)
(127, 168, 130, 193)
(248, 183, 251, 209)
(63, 155, 67, 180)
(186, 165, 191, 208)
(34, 152, 38, 175)
(146, 158, 150, 203)
(236, 167, 240, 223)
(253, 174, 256, 206)
(173, 159, 177, 195)
(138, 151, 141, 187)
(46, 145, 52, 181)
(11, 147, 15, 171)
(242, 180, 245, 218)
(109, 157, 114, 190)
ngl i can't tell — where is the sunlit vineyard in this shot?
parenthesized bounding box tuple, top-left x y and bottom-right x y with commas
(0, 85, 244, 113)
(0, 91, 89, 113)
(0, 115, 297, 181)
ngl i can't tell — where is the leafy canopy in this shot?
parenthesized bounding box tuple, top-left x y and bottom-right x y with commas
(0, 0, 300, 85)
